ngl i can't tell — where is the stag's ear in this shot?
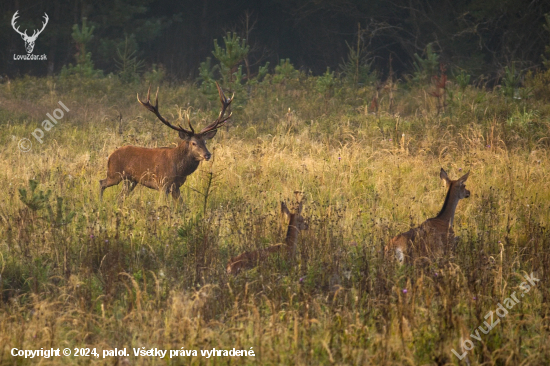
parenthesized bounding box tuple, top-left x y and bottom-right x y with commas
(178, 130, 193, 140)
(201, 129, 217, 140)
(458, 171, 470, 183)
(440, 168, 452, 187)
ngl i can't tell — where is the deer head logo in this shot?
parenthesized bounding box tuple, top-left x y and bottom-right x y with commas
(11, 11, 49, 54)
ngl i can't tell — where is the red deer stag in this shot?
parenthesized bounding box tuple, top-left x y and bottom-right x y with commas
(227, 201, 308, 275)
(386, 168, 470, 264)
(100, 83, 233, 200)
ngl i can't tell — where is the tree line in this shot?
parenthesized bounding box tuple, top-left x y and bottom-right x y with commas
(1, 0, 550, 83)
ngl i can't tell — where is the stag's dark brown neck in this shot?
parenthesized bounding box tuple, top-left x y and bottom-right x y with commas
(434, 184, 460, 226)
(173, 140, 200, 175)
(285, 215, 300, 247)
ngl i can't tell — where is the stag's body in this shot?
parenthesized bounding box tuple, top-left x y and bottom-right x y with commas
(386, 169, 470, 264)
(227, 202, 308, 274)
(101, 143, 200, 199)
(100, 83, 233, 200)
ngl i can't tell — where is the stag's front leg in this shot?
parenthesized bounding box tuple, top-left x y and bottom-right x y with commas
(164, 183, 183, 202)
(171, 187, 182, 201)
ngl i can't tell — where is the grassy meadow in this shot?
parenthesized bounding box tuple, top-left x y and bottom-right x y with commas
(0, 74, 549, 365)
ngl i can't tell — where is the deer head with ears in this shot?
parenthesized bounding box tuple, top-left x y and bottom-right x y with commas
(439, 168, 470, 200)
(226, 198, 308, 275)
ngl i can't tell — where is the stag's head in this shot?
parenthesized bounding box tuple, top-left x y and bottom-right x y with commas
(137, 83, 233, 162)
(12, 11, 49, 54)
(440, 168, 470, 200)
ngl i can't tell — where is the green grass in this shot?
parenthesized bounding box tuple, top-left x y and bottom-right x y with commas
(0, 74, 549, 365)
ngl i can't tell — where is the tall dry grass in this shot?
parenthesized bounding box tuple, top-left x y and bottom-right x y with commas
(0, 75, 549, 365)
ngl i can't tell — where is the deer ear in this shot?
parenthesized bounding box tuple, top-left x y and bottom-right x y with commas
(201, 130, 217, 140)
(281, 201, 291, 220)
(458, 171, 470, 183)
(440, 168, 451, 186)
(178, 130, 193, 140)
(297, 201, 303, 214)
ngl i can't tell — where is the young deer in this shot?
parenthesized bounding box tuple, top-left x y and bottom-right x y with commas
(227, 201, 308, 275)
(100, 83, 233, 200)
(386, 168, 470, 264)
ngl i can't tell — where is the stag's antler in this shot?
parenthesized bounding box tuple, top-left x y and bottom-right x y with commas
(199, 82, 234, 135)
(137, 86, 194, 135)
(138, 83, 233, 136)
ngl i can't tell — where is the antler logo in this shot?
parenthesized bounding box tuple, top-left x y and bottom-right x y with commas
(11, 11, 49, 54)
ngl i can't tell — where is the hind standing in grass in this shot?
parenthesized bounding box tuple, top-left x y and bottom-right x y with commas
(386, 168, 470, 264)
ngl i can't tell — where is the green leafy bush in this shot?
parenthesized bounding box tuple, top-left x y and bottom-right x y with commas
(60, 18, 102, 79)
(412, 43, 439, 84)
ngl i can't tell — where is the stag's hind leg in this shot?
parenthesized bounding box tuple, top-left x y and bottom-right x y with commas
(121, 180, 137, 197)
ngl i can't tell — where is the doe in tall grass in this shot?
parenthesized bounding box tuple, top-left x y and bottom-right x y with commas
(386, 168, 470, 264)
(100, 83, 233, 200)
(227, 201, 308, 275)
